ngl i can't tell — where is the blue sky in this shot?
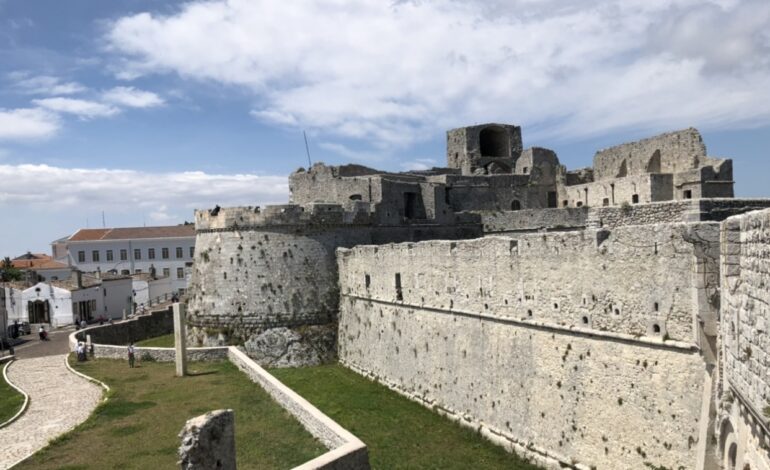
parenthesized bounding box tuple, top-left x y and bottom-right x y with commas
(1, 0, 769, 258)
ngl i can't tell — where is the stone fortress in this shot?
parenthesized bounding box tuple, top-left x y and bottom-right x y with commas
(187, 123, 770, 470)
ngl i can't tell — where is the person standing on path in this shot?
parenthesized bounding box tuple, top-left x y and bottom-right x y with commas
(127, 343, 136, 368)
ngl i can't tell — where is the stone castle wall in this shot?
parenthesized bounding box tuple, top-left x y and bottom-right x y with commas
(718, 208, 770, 470)
(592, 128, 708, 181)
(187, 205, 481, 366)
(336, 231, 718, 468)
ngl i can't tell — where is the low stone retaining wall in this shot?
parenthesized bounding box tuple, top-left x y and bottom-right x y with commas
(75, 308, 173, 346)
(90, 344, 229, 362)
(228, 347, 370, 469)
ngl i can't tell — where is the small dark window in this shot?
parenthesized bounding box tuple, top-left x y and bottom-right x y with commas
(527, 309, 533, 317)
(614, 308, 620, 315)
(683, 190, 692, 199)
(654, 302, 659, 312)
(652, 324, 661, 333)
(444, 188, 451, 205)
(523, 167, 529, 174)
(632, 194, 639, 204)
(511, 200, 521, 211)
(602, 198, 610, 206)
(553, 303, 559, 309)
(547, 191, 558, 208)
(349, 194, 362, 201)
(576, 201, 583, 207)
(582, 316, 589, 325)
(395, 273, 403, 301)
(365, 274, 371, 289)
(563, 200, 569, 207)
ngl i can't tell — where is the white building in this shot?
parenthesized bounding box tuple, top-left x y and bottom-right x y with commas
(56, 225, 195, 293)
(1, 273, 133, 328)
(131, 272, 174, 309)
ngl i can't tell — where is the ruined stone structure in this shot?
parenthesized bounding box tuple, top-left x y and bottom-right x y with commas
(178, 409, 236, 470)
(188, 123, 769, 469)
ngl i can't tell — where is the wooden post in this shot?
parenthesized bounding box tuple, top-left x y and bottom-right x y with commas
(173, 303, 188, 377)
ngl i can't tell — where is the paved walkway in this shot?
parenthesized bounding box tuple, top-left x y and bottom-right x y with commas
(0, 354, 103, 469)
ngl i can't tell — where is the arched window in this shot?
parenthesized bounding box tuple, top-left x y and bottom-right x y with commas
(479, 126, 509, 157)
(647, 150, 661, 173)
(511, 200, 521, 211)
(728, 443, 738, 470)
(617, 159, 628, 178)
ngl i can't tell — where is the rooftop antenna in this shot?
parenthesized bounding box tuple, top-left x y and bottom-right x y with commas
(303, 130, 312, 168)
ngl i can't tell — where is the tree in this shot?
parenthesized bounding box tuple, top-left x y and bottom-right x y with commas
(0, 257, 22, 282)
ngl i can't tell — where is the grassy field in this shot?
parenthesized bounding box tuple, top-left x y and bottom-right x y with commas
(18, 358, 325, 470)
(272, 364, 542, 470)
(135, 333, 174, 348)
(0, 363, 25, 424)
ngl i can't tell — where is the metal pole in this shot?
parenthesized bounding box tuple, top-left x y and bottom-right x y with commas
(303, 130, 312, 168)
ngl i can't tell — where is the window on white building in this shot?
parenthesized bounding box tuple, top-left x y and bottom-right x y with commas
(189, 246, 194, 258)
(134, 248, 141, 260)
(106, 250, 113, 261)
(176, 247, 183, 258)
(120, 249, 127, 261)
(92, 250, 100, 262)
(148, 248, 155, 259)
(78, 251, 85, 262)
(177, 267, 184, 279)
(163, 268, 170, 277)
(162, 247, 169, 259)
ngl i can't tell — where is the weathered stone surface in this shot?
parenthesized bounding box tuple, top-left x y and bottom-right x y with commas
(717, 208, 770, 470)
(243, 325, 336, 367)
(178, 409, 236, 470)
(337, 228, 720, 469)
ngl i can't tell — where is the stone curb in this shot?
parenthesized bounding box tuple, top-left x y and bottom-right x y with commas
(62, 354, 111, 399)
(0, 359, 30, 430)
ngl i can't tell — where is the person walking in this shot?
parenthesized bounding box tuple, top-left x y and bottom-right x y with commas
(127, 342, 136, 368)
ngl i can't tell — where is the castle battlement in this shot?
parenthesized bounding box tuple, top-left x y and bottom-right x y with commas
(186, 122, 770, 470)
(194, 202, 375, 231)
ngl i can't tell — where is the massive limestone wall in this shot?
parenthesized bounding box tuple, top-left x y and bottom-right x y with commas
(592, 128, 708, 181)
(187, 204, 481, 366)
(337, 229, 721, 469)
(718, 209, 770, 470)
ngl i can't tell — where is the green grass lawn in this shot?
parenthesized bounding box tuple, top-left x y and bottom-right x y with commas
(18, 358, 325, 470)
(0, 363, 25, 424)
(271, 364, 542, 470)
(135, 333, 175, 348)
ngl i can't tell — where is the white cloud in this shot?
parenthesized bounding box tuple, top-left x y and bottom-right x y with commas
(10, 73, 87, 95)
(105, 0, 770, 147)
(32, 97, 120, 119)
(102, 86, 164, 108)
(149, 204, 176, 222)
(401, 158, 438, 171)
(0, 108, 60, 141)
(0, 164, 289, 211)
